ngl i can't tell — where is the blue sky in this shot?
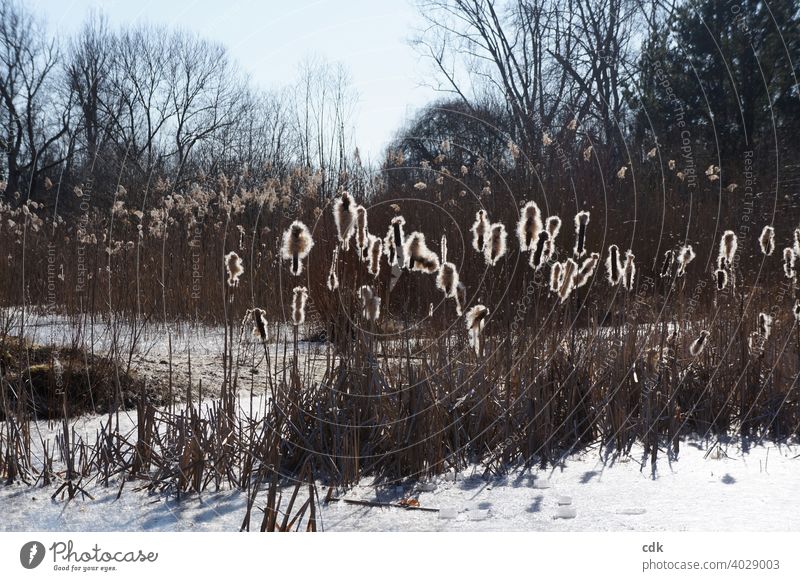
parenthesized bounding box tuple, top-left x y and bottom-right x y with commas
(28, 0, 439, 161)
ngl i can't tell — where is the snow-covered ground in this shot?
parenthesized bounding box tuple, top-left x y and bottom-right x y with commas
(2, 440, 798, 532)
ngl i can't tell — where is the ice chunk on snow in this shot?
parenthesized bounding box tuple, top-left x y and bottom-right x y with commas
(532, 479, 551, 489)
(555, 507, 577, 519)
(557, 495, 572, 505)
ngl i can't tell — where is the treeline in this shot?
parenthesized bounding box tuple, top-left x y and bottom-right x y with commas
(0, 0, 361, 210)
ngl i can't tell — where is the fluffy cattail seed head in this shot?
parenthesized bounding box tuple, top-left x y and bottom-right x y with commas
(465, 304, 489, 355)
(622, 250, 636, 290)
(529, 231, 549, 270)
(575, 252, 600, 288)
(333, 191, 356, 249)
(225, 251, 244, 287)
(484, 223, 508, 266)
(719, 230, 738, 266)
(281, 220, 314, 276)
(605, 244, 622, 285)
(660, 249, 675, 279)
(355, 205, 369, 256)
(404, 232, 440, 273)
(759, 226, 775, 256)
(471, 210, 490, 253)
(783, 247, 796, 279)
(291, 286, 308, 326)
(573, 211, 590, 258)
(550, 262, 563, 293)
(690, 330, 710, 356)
(517, 201, 543, 251)
(368, 234, 382, 277)
(715, 268, 728, 291)
(676, 244, 696, 277)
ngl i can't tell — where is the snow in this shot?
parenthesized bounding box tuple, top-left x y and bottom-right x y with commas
(2, 439, 799, 532)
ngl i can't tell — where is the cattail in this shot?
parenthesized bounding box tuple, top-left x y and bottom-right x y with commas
(465, 304, 489, 356)
(558, 259, 578, 302)
(794, 300, 800, 322)
(794, 229, 800, 258)
(660, 249, 675, 279)
(675, 244, 696, 277)
(719, 230, 737, 266)
(550, 262, 563, 293)
(327, 247, 339, 290)
(516, 201, 542, 251)
(783, 247, 796, 279)
(455, 281, 467, 316)
(404, 232, 440, 273)
(759, 226, 775, 256)
(715, 268, 728, 290)
(368, 234, 382, 277)
(758, 312, 773, 340)
(605, 244, 622, 285)
(355, 205, 369, 258)
(428, 302, 434, 318)
(573, 211, 590, 258)
(365, 296, 381, 322)
(622, 250, 636, 290)
(390, 216, 406, 267)
(291, 286, 308, 326)
(690, 330, 710, 356)
(383, 229, 397, 266)
(436, 237, 459, 298)
(281, 220, 314, 276)
(224, 251, 244, 287)
(529, 231, 549, 270)
(471, 209, 490, 253)
(575, 252, 600, 288)
(484, 223, 507, 266)
(245, 307, 268, 340)
(546, 216, 562, 240)
(333, 191, 356, 249)
(358, 285, 374, 316)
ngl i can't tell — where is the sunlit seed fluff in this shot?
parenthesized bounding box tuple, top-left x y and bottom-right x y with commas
(660, 249, 675, 279)
(550, 262, 563, 293)
(333, 191, 356, 249)
(676, 244, 696, 277)
(390, 216, 406, 266)
(516, 201, 543, 251)
(355, 205, 369, 258)
(622, 250, 636, 291)
(758, 312, 773, 339)
(557, 259, 579, 302)
(484, 223, 508, 266)
(546, 216, 562, 240)
(455, 281, 467, 316)
(224, 251, 244, 287)
(575, 252, 600, 288)
(358, 284, 374, 309)
(794, 300, 800, 322)
(245, 308, 268, 340)
(291, 286, 308, 326)
(573, 211, 590, 258)
(471, 209, 490, 253)
(719, 230, 738, 265)
(327, 247, 339, 291)
(783, 247, 796, 279)
(404, 231, 440, 273)
(383, 230, 397, 266)
(529, 231, 550, 270)
(605, 245, 622, 285)
(440, 235, 448, 264)
(715, 268, 728, 291)
(368, 235, 383, 277)
(436, 261, 459, 299)
(465, 304, 489, 355)
(794, 229, 800, 258)
(689, 330, 710, 356)
(281, 220, 314, 276)
(365, 296, 381, 322)
(759, 226, 775, 256)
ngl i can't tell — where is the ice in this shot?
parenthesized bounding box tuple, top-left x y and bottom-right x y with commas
(555, 507, 577, 519)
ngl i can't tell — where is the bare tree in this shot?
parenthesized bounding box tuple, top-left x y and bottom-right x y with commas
(0, 0, 71, 198)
